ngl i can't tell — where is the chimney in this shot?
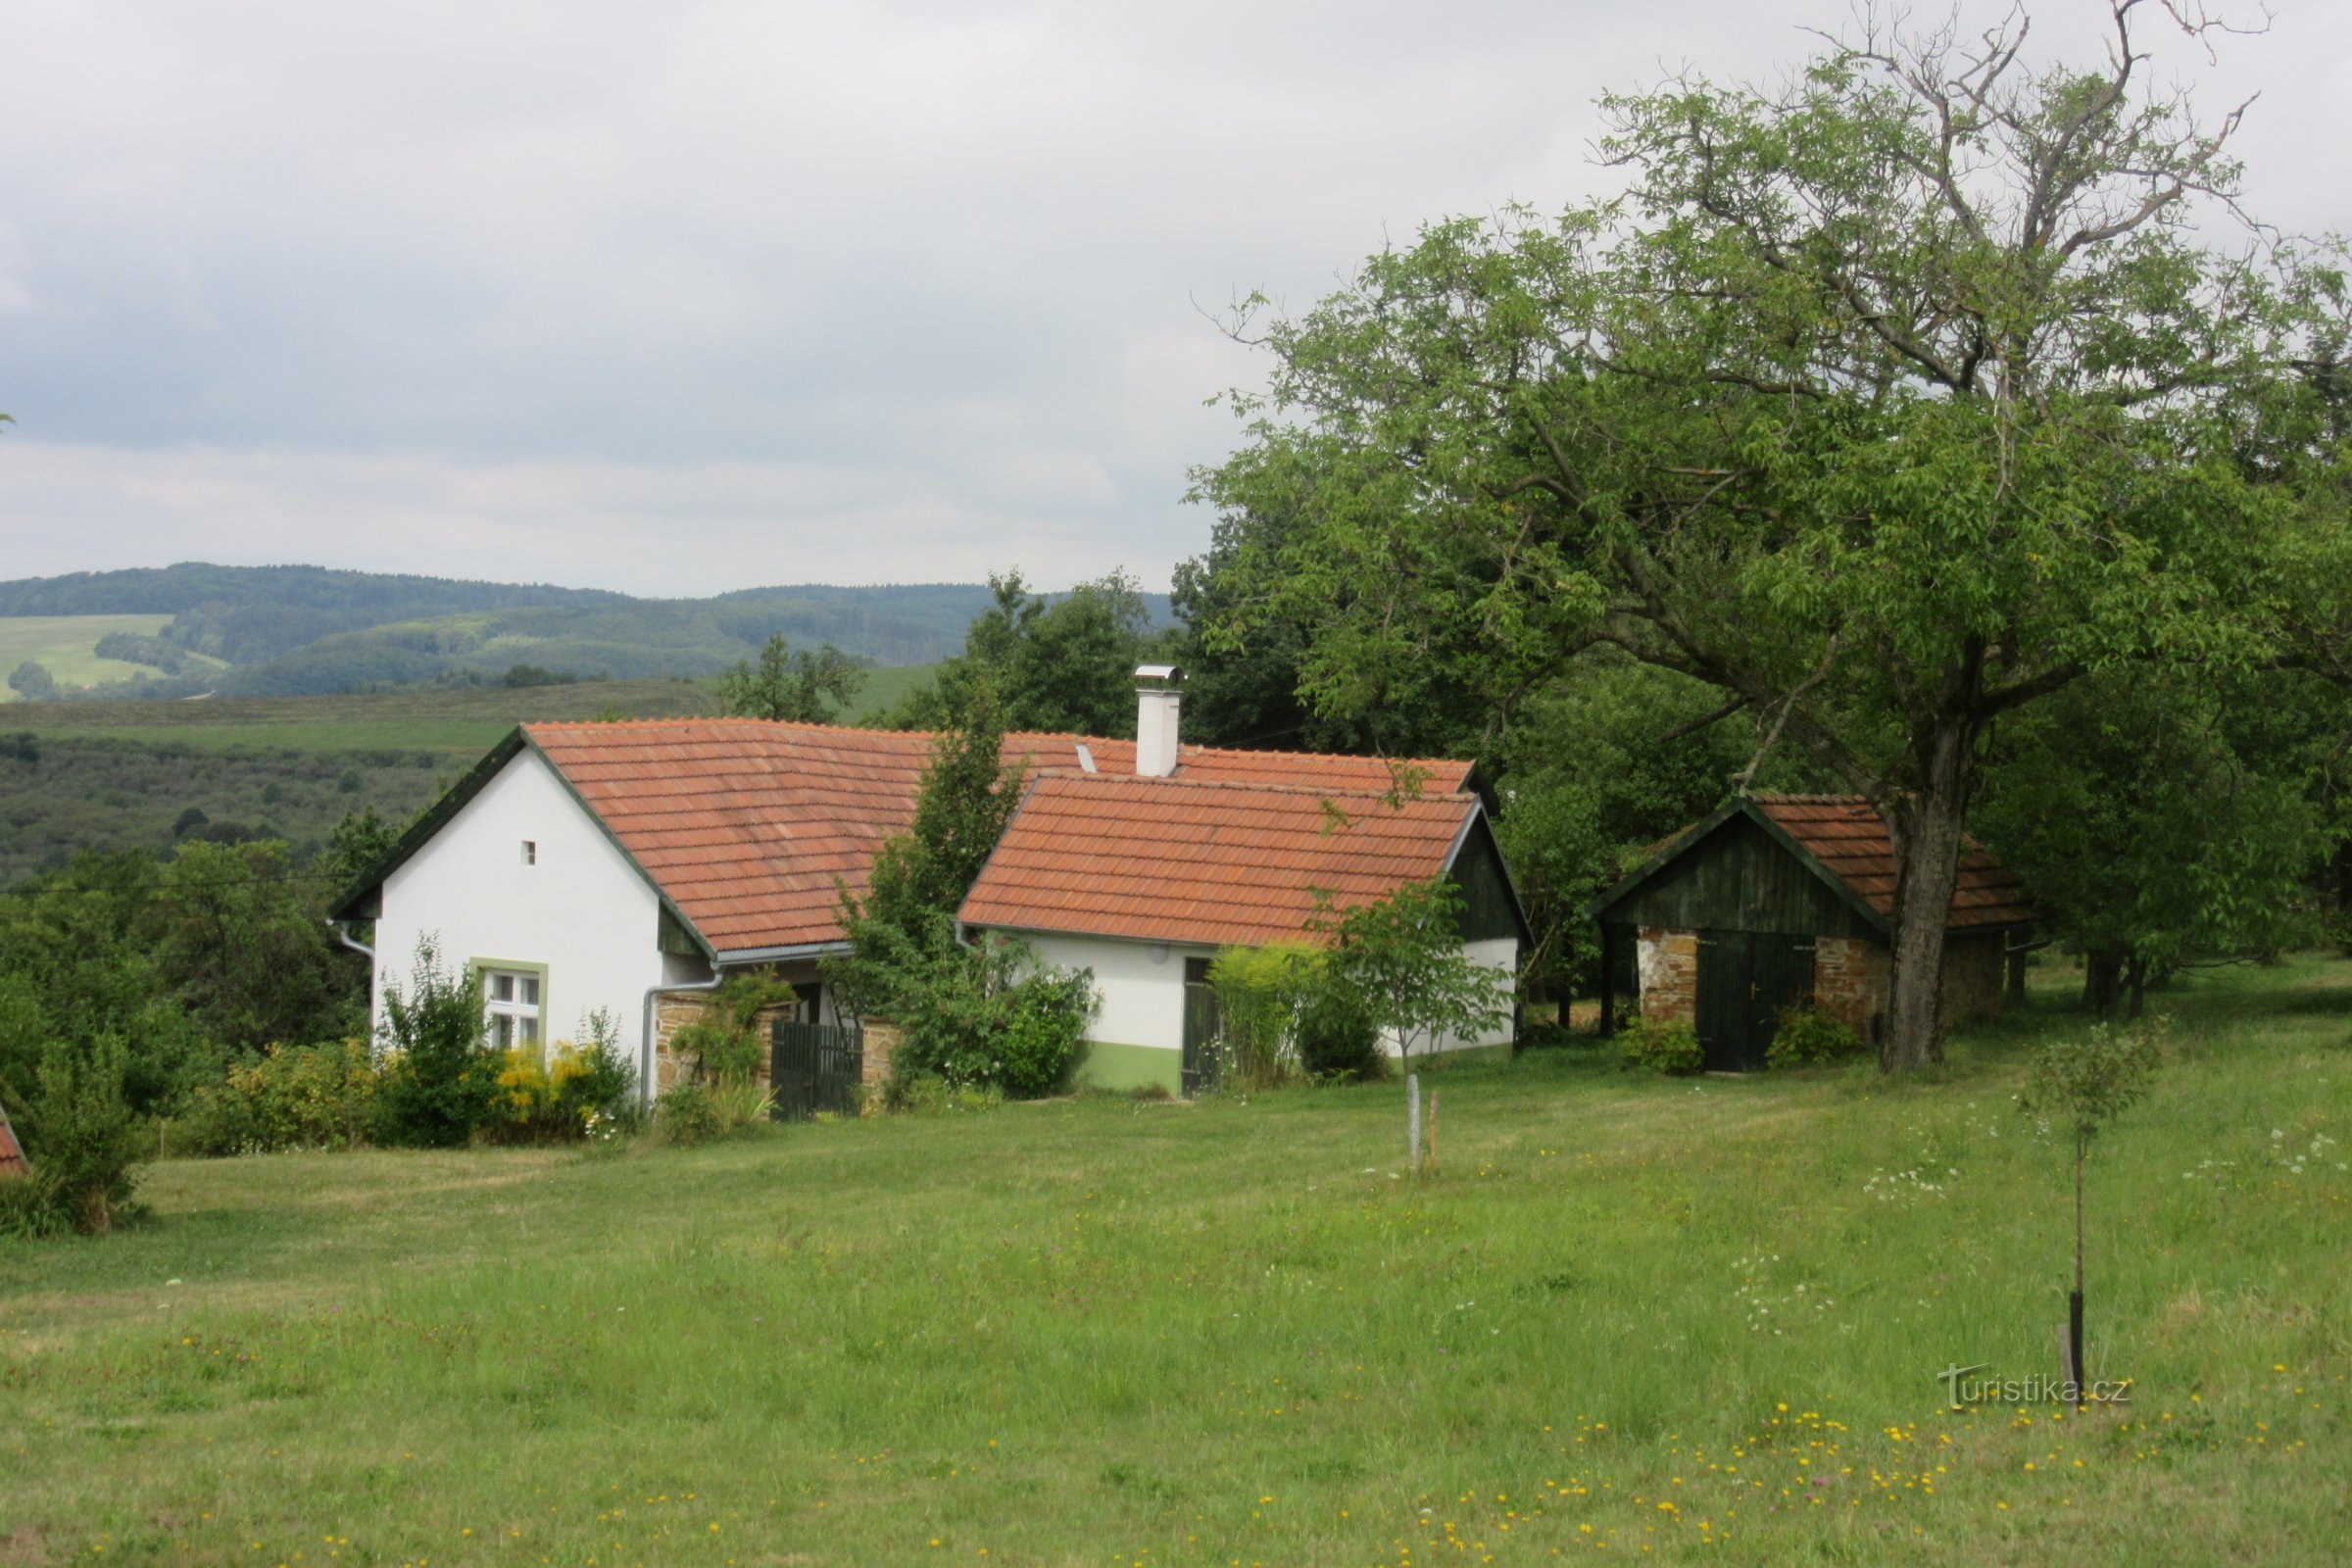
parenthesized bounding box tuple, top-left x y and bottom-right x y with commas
(1134, 663, 1183, 777)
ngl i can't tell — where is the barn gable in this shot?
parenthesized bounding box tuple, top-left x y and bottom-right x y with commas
(1585, 806, 1886, 940)
(1584, 794, 2031, 938)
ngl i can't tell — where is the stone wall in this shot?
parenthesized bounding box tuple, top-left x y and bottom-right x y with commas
(1813, 930, 2008, 1040)
(1940, 931, 2008, 1025)
(651, 990, 900, 1106)
(1635, 925, 1699, 1023)
(651, 991, 798, 1096)
(1814, 935, 1889, 1039)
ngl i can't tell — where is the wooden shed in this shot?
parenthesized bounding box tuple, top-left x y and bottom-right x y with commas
(1584, 794, 2031, 1070)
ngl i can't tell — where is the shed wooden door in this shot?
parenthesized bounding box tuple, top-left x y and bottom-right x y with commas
(1694, 931, 1818, 1072)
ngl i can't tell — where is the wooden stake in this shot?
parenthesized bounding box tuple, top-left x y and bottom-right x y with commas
(1406, 1073, 1421, 1169)
(1427, 1090, 1439, 1175)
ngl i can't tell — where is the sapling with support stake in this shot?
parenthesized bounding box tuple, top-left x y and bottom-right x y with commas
(2016, 1021, 2161, 1408)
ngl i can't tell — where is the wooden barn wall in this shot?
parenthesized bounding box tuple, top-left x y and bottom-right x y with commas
(1605, 816, 1880, 940)
(1448, 819, 1524, 945)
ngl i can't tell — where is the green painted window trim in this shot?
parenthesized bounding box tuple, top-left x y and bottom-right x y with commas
(466, 956, 550, 1050)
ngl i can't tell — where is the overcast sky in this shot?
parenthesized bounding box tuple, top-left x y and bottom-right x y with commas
(3, 1, 2347, 597)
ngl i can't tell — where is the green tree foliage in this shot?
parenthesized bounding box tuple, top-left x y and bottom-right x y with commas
(0, 852, 211, 1119)
(372, 939, 500, 1149)
(1313, 878, 1508, 1072)
(1978, 670, 2331, 1016)
(716, 634, 867, 723)
(894, 570, 1163, 736)
(836, 680, 1028, 977)
(9, 661, 58, 701)
(1190, 8, 2342, 1069)
(320, 806, 407, 893)
(1172, 513, 1479, 755)
(826, 686, 1093, 1099)
(4, 1036, 147, 1235)
(153, 840, 365, 1050)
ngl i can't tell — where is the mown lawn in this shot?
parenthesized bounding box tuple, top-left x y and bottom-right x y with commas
(2, 960, 2347, 1566)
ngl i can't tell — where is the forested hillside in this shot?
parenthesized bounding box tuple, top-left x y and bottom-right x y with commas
(0, 564, 1171, 701)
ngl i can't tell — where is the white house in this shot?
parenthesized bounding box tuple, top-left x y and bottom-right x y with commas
(956, 680, 1526, 1093)
(329, 674, 1525, 1102)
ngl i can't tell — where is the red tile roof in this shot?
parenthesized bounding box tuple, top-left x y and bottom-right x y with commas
(522, 718, 1474, 956)
(957, 772, 1482, 949)
(0, 1101, 26, 1179)
(1753, 794, 2032, 931)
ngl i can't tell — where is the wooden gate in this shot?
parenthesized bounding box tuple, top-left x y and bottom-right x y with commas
(1181, 957, 1221, 1098)
(769, 1020, 864, 1119)
(1693, 931, 1817, 1072)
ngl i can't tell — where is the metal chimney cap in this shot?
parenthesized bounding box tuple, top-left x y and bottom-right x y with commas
(1134, 663, 1184, 687)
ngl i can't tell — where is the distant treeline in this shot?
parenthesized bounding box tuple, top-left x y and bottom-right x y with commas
(0, 565, 1173, 700)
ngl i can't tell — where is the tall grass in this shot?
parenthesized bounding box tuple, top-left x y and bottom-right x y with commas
(2, 957, 2346, 1564)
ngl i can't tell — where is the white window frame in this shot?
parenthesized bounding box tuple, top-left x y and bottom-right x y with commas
(475, 962, 548, 1054)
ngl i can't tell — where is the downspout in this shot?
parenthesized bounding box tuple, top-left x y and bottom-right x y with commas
(641, 969, 724, 1111)
(327, 918, 375, 962)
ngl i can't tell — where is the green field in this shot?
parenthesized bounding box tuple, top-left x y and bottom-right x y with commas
(0, 665, 936, 754)
(3, 960, 2345, 1565)
(0, 677, 726, 754)
(0, 613, 198, 700)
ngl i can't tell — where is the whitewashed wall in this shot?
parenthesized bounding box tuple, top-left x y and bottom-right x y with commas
(370, 750, 666, 1075)
(1386, 935, 1519, 1058)
(1016, 930, 1518, 1061)
(1023, 931, 1211, 1053)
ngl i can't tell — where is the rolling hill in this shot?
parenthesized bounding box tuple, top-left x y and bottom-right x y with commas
(0, 564, 1171, 701)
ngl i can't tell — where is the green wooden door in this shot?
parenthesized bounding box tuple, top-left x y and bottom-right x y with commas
(1694, 931, 1817, 1072)
(1744, 935, 1818, 1071)
(1693, 931, 1748, 1072)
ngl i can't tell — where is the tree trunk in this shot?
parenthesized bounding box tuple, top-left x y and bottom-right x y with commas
(2124, 956, 2149, 1021)
(2083, 953, 2125, 1019)
(1880, 726, 1973, 1072)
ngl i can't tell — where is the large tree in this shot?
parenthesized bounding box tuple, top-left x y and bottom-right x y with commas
(1194, 2, 2342, 1067)
(893, 569, 1166, 737)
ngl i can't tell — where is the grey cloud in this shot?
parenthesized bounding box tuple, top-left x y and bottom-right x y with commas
(2, 1, 2346, 595)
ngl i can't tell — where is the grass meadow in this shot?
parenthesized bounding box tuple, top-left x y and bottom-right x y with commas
(0, 616, 193, 701)
(2, 959, 2346, 1566)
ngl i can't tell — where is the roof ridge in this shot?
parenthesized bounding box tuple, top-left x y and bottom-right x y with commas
(1029, 769, 1477, 804)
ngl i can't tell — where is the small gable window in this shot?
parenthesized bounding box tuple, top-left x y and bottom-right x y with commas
(520, 840, 537, 865)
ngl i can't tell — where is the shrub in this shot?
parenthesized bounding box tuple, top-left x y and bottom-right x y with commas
(994, 967, 1095, 1098)
(656, 1081, 725, 1147)
(371, 939, 501, 1149)
(1208, 944, 1319, 1090)
(555, 1007, 634, 1125)
(1295, 984, 1383, 1083)
(1766, 1004, 1867, 1070)
(881, 936, 1098, 1101)
(179, 1039, 378, 1156)
(670, 975, 793, 1086)
(17, 1038, 146, 1233)
(1619, 1016, 1704, 1075)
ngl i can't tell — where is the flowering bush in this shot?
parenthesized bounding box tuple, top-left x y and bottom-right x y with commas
(1619, 1016, 1704, 1075)
(180, 1038, 379, 1156)
(492, 1008, 637, 1144)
